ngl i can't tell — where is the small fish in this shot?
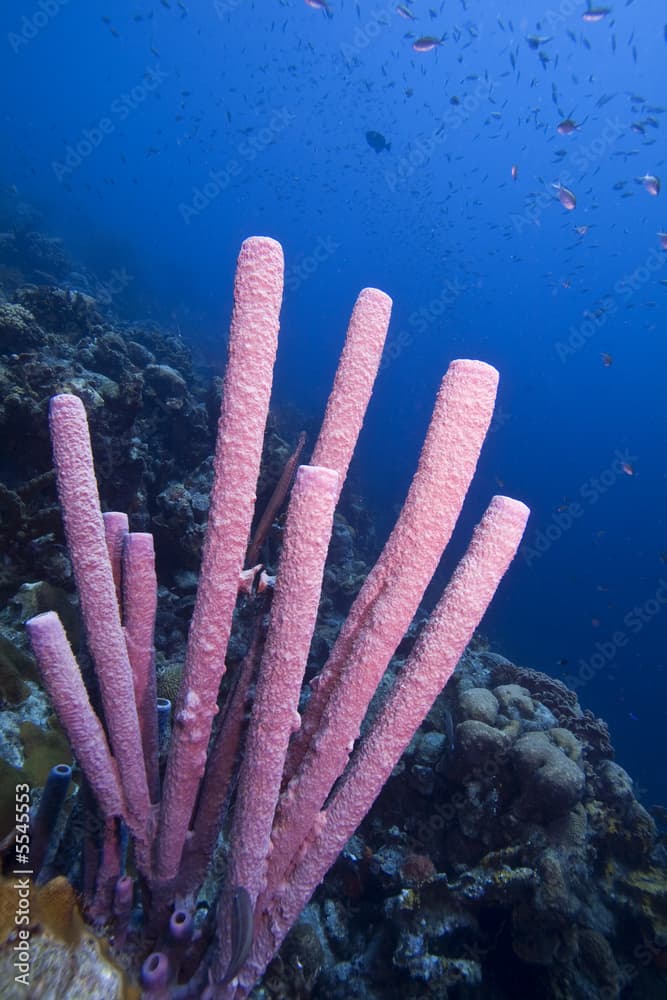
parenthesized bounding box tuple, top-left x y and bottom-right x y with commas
(658, 232, 667, 249)
(638, 173, 660, 196)
(396, 3, 416, 19)
(526, 34, 551, 49)
(622, 461, 634, 476)
(601, 352, 613, 366)
(511, 164, 518, 181)
(412, 35, 444, 52)
(553, 182, 576, 210)
(582, 5, 611, 21)
(221, 888, 253, 986)
(366, 130, 391, 153)
(304, 0, 332, 14)
(557, 118, 582, 135)
(575, 225, 589, 235)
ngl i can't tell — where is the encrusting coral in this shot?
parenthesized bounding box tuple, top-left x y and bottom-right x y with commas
(0, 876, 138, 1000)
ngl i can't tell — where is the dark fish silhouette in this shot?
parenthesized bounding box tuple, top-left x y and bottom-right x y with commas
(366, 130, 391, 153)
(412, 35, 445, 52)
(582, 5, 611, 21)
(557, 118, 584, 135)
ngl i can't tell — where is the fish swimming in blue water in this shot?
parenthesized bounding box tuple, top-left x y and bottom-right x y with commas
(638, 173, 660, 196)
(412, 35, 445, 53)
(366, 130, 391, 153)
(553, 182, 577, 210)
(582, 5, 611, 22)
(304, 0, 333, 16)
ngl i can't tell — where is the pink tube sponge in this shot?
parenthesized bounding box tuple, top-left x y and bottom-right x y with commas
(156, 236, 284, 883)
(48, 394, 151, 850)
(226, 465, 339, 916)
(246, 496, 529, 989)
(269, 359, 500, 891)
(26, 611, 125, 819)
(311, 286, 392, 503)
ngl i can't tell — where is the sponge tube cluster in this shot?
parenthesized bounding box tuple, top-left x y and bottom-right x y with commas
(26, 236, 529, 998)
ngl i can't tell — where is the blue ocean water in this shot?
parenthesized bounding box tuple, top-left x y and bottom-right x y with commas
(1, 0, 665, 814)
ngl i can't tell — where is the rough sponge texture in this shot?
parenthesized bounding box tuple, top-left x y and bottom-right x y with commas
(246, 496, 529, 992)
(25, 612, 124, 818)
(227, 466, 339, 915)
(48, 394, 150, 843)
(312, 287, 392, 502)
(156, 237, 284, 882)
(270, 361, 501, 891)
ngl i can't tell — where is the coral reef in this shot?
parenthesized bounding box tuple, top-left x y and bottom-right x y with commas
(286, 649, 666, 999)
(1, 224, 665, 998)
(0, 876, 138, 999)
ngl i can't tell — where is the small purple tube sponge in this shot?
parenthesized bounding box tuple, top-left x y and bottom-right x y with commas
(169, 909, 194, 944)
(141, 952, 170, 998)
(31, 762, 72, 877)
